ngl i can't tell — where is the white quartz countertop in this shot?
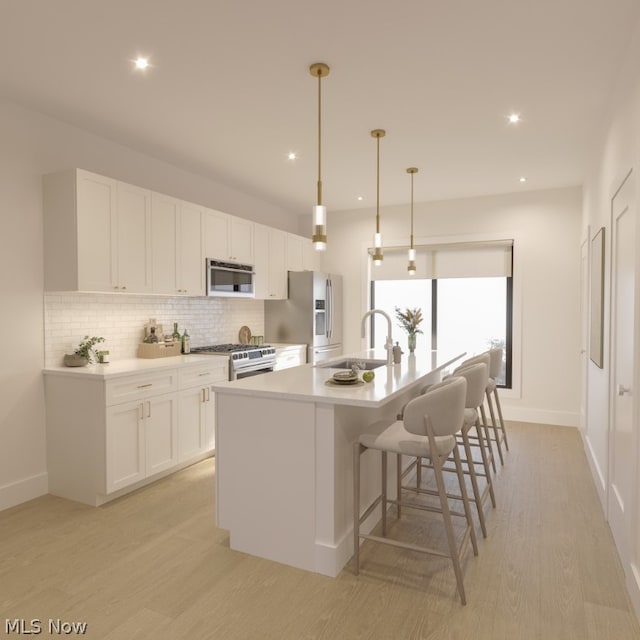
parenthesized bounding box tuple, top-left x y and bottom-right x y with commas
(42, 354, 217, 379)
(211, 349, 465, 408)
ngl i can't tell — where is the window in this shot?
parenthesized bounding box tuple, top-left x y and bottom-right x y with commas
(369, 241, 513, 387)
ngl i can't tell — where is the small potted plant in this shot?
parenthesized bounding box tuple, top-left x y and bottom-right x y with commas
(64, 336, 105, 367)
(394, 307, 423, 353)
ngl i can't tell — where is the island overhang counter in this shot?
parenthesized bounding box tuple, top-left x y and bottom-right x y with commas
(211, 349, 464, 577)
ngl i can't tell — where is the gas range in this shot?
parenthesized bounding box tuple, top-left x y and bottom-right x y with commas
(190, 343, 276, 380)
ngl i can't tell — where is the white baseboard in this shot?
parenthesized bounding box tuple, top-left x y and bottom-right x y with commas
(503, 406, 579, 427)
(0, 472, 48, 512)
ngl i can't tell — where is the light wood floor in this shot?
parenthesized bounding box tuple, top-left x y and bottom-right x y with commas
(1, 422, 639, 639)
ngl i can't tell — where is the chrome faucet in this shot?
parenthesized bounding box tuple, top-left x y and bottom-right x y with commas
(361, 309, 394, 366)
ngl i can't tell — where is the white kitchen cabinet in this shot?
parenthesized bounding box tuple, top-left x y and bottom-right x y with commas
(44, 358, 224, 507)
(286, 233, 304, 272)
(177, 360, 227, 460)
(203, 209, 254, 264)
(254, 224, 287, 299)
(43, 169, 152, 293)
(303, 237, 322, 272)
(106, 393, 178, 494)
(274, 344, 307, 371)
(116, 181, 152, 292)
(151, 193, 204, 295)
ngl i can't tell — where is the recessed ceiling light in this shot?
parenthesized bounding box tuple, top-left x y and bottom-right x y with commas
(519, 176, 527, 183)
(508, 113, 521, 124)
(357, 196, 364, 201)
(287, 152, 297, 160)
(134, 57, 150, 70)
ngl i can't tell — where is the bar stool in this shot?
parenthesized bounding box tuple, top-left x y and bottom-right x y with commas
(449, 361, 496, 539)
(456, 353, 497, 472)
(353, 376, 476, 605)
(486, 347, 509, 459)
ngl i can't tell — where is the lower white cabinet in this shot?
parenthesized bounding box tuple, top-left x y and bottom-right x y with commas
(178, 385, 215, 461)
(44, 358, 227, 506)
(106, 393, 178, 493)
(274, 344, 307, 371)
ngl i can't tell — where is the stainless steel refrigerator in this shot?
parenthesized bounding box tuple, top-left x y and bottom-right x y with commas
(265, 271, 342, 364)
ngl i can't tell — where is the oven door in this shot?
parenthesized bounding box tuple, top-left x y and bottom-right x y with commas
(233, 362, 274, 380)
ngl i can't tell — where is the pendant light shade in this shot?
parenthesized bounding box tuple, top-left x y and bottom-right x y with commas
(371, 129, 386, 266)
(310, 63, 330, 251)
(406, 167, 418, 275)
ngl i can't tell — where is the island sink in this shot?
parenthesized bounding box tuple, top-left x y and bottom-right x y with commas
(317, 358, 387, 370)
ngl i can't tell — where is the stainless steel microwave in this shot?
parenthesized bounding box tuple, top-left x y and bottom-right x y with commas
(206, 259, 255, 297)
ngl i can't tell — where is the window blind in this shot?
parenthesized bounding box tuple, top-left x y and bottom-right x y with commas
(370, 240, 513, 281)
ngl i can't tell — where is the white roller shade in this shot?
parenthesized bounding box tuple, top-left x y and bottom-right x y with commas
(370, 240, 513, 280)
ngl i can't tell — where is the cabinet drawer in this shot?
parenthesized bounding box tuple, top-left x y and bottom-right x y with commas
(179, 361, 229, 389)
(106, 370, 178, 406)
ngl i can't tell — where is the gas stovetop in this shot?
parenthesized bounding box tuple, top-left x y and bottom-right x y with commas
(190, 343, 276, 366)
(191, 343, 274, 354)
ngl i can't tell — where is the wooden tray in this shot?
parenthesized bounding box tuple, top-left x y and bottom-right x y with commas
(137, 342, 181, 359)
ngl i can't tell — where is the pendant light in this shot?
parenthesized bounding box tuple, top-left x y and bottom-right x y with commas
(310, 62, 330, 251)
(406, 167, 418, 275)
(371, 129, 386, 265)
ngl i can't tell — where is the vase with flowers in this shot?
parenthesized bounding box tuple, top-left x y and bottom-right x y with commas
(394, 307, 423, 353)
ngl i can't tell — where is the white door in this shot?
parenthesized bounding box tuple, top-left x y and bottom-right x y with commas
(608, 170, 636, 566)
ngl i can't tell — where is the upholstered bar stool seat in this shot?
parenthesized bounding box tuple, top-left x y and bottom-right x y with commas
(353, 376, 477, 605)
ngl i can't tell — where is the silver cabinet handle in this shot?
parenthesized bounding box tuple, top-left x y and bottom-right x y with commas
(137, 383, 153, 389)
(202, 388, 206, 402)
(198, 372, 210, 377)
(139, 403, 144, 419)
(206, 387, 211, 402)
(617, 384, 632, 396)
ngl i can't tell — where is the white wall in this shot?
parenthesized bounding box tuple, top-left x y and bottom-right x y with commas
(322, 186, 582, 426)
(581, 15, 640, 617)
(0, 97, 298, 511)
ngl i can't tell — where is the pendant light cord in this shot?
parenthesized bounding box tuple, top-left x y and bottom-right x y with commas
(317, 70, 323, 207)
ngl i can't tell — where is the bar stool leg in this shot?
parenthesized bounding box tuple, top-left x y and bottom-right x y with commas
(494, 387, 510, 451)
(353, 442, 362, 575)
(461, 425, 488, 538)
(475, 418, 497, 508)
(485, 388, 505, 465)
(479, 404, 497, 473)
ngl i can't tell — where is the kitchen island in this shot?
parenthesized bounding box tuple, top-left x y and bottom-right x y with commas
(211, 349, 464, 577)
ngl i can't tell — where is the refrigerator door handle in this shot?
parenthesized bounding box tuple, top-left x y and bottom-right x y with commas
(326, 278, 331, 339)
(328, 278, 333, 339)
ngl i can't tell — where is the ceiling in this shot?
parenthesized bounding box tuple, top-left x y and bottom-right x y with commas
(1, 0, 639, 215)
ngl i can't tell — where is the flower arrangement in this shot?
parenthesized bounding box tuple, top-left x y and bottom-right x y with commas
(394, 307, 424, 336)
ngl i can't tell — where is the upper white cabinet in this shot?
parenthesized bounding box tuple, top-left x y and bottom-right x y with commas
(254, 224, 287, 299)
(116, 182, 152, 293)
(151, 193, 204, 296)
(286, 233, 304, 272)
(44, 168, 314, 298)
(203, 209, 254, 264)
(44, 169, 152, 293)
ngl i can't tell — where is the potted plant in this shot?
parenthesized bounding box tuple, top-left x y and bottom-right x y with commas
(394, 307, 423, 353)
(64, 335, 105, 367)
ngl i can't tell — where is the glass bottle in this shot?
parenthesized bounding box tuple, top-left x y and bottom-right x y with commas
(181, 329, 191, 354)
(172, 322, 181, 343)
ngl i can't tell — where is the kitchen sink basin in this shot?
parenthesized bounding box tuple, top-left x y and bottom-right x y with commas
(318, 358, 387, 370)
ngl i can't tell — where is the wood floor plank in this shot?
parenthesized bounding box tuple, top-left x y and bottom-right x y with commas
(1, 422, 639, 639)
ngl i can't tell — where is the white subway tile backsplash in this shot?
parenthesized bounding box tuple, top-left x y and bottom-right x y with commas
(44, 292, 265, 367)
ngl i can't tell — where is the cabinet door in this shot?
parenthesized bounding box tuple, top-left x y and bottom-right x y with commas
(286, 233, 304, 272)
(178, 202, 204, 295)
(303, 237, 321, 272)
(178, 386, 206, 461)
(145, 394, 178, 476)
(106, 400, 145, 493)
(230, 217, 254, 263)
(203, 209, 230, 260)
(253, 224, 269, 299)
(268, 228, 287, 299)
(203, 385, 216, 452)
(117, 182, 152, 292)
(151, 192, 179, 294)
(76, 171, 118, 291)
